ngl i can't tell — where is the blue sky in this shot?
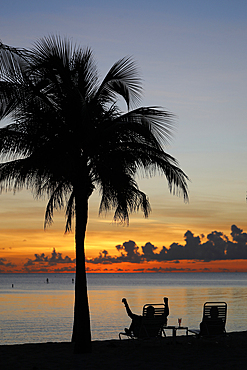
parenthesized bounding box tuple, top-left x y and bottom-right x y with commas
(1, 0, 247, 262)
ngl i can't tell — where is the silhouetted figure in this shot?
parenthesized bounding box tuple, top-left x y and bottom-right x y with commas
(199, 306, 224, 336)
(72, 278, 74, 283)
(122, 297, 169, 337)
(46, 278, 49, 284)
(12, 284, 14, 288)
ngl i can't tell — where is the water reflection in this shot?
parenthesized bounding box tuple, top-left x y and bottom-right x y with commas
(1, 273, 247, 344)
(0, 292, 74, 344)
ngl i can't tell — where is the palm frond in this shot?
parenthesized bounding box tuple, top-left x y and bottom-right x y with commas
(99, 175, 151, 225)
(72, 47, 99, 101)
(0, 42, 29, 83)
(65, 190, 75, 232)
(118, 107, 175, 147)
(95, 56, 142, 110)
(0, 44, 30, 121)
(44, 182, 68, 228)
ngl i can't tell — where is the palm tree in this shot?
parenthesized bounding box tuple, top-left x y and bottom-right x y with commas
(0, 36, 188, 353)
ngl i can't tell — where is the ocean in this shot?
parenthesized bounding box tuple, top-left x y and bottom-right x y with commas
(1, 272, 247, 345)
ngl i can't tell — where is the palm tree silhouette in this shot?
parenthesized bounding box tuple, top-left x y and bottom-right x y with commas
(0, 36, 188, 353)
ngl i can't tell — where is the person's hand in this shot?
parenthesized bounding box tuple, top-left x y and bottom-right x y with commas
(122, 298, 127, 304)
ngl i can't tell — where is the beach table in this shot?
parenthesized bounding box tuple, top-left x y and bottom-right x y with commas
(164, 326, 188, 344)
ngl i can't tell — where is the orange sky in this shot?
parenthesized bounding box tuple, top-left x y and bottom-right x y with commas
(1, 195, 247, 274)
(1, 187, 247, 273)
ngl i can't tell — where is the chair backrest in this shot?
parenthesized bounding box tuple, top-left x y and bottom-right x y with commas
(201, 302, 227, 335)
(139, 304, 166, 338)
(143, 303, 166, 318)
(203, 302, 227, 323)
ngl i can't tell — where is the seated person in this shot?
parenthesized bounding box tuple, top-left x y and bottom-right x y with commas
(122, 297, 169, 337)
(199, 306, 224, 336)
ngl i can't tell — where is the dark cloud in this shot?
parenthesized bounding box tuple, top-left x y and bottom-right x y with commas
(87, 240, 141, 264)
(116, 241, 141, 263)
(0, 257, 16, 267)
(0, 258, 6, 265)
(25, 267, 51, 273)
(24, 248, 75, 268)
(87, 225, 247, 264)
(144, 267, 197, 272)
(141, 242, 158, 261)
(54, 266, 76, 272)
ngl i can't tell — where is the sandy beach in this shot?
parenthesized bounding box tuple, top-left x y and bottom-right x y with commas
(1, 331, 247, 370)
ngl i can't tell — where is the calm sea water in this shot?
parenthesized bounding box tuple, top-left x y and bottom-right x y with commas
(0, 272, 247, 345)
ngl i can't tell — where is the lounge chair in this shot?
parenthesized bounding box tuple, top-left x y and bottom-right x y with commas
(119, 303, 167, 340)
(189, 301, 227, 339)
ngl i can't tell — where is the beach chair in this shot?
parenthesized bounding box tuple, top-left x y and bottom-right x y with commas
(119, 303, 167, 340)
(189, 302, 227, 340)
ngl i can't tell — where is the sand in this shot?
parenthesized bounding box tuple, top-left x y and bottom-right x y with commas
(1, 331, 247, 370)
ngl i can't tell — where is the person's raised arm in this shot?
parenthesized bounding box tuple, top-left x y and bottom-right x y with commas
(122, 298, 134, 318)
(164, 297, 169, 317)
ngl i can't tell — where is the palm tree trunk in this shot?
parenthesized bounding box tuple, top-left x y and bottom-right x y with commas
(72, 187, 92, 354)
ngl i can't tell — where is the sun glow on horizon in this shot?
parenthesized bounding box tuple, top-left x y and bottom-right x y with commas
(1, 259, 247, 274)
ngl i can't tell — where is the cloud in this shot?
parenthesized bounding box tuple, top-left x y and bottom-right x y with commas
(53, 266, 76, 273)
(87, 224, 247, 263)
(0, 257, 16, 268)
(144, 267, 197, 272)
(24, 248, 75, 268)
(87, 240, 142, 264)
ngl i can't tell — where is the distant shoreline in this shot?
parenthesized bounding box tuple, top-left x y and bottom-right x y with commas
(1, 331, 247, 370)
(1, 271, 247, 274)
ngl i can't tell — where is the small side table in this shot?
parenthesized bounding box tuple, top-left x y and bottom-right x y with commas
(164, 326, 188, 344)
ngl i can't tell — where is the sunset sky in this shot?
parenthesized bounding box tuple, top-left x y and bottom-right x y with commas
(1, 0, 247, 273)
